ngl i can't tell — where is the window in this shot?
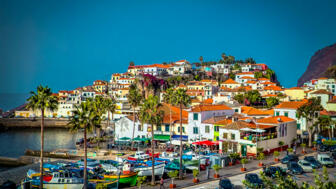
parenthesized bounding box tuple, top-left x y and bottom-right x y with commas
(284, 112, 289, 117)
(157, 125, 161, 131)
(193, 127, 199, 134)
(275, 111, 280, 116)
(165, 125, 170, 132)
(193, 113, 198, 120)
(235, 109, 238, 112)
(297, 123, 301, 129)
(223, 133, 228, 139)
(178, 127, 185, 133)
(138, 124, 142, 131)
(205, 125, 210, 133)
(231, 133, 235, 140)
(214, 126, 219, 132)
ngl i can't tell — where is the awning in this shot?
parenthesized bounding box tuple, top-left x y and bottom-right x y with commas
(252, 129, 266, 133)
(192, 140, 219, 146)
(172, 135, 188, 141)
(154, 135, 170, 141)
(118, 137, 131, 141)
(133, 137, 150, 142)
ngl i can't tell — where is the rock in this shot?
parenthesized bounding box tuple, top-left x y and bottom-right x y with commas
(297, 43, 336, 86)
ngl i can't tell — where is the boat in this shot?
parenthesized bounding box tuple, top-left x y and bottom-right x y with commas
(165, 159, 185, 173)
(100, 160, 119, 173)
(25, 170, 84, 189)
(89, 179, 118, 189)
(133, 161, 165, 177)
(103, 163, 138, 187)
(77, 159, 100, 170)
(127, 151, 150, 161)
(159, 152, 179, 161)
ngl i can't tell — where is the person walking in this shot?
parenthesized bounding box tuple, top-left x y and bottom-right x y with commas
(160, 177, 165, 189)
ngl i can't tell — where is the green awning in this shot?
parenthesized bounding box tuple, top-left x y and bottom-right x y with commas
(133, 137, 150, 142)
(119, 137, 131, 141)
(154, 135, 170, 141)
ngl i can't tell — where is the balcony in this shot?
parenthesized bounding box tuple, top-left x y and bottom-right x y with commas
(240, 132, 278, 143)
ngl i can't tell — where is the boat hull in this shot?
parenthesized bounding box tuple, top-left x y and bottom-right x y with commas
(42, 183, 84, 189)
(135, 163, 165, 177)
(104, 172, 137, 186)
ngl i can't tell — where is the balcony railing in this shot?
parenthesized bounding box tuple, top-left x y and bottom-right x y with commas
(240, 132, 278, 143)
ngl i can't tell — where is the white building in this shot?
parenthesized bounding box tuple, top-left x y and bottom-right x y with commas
(187, 104, 234, 142)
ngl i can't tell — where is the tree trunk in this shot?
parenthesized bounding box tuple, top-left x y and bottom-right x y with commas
(131, 106, 136, 149)
(151, 124, 155, 185)
(179, 104, 183, 179)
(308, 129, 313, 148)
(112, 113, 115, 143)
(329, 128, 332, 140)
(84, 126, 88, 189)
(40, 109, 44, 189)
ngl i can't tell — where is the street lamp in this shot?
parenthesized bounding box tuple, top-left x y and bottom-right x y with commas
(198, 123, 201, 172)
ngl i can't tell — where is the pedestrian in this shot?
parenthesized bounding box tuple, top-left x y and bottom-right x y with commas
(160, 177, 165, 189)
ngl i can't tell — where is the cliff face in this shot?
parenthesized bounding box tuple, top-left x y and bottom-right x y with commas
(298, 43, 336, 86)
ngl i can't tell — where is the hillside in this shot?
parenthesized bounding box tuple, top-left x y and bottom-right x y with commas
(297, 43, 336, 86)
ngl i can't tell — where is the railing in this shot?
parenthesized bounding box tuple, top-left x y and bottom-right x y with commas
(240, 132, 278, 142)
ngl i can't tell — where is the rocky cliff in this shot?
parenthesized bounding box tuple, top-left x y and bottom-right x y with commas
(297, 43, 336, 86)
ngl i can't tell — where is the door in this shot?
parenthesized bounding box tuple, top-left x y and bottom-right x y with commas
(241, 145, 247, 157)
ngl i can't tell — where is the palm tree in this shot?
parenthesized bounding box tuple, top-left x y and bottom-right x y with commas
(139, 95, 163, 185)
(221, 53, 226, 61)
(128, 84, 143, 149)
(297, 98, 323, 147)
(68, 99, 99, 189)
(317, 116, 332, 139)
(163, 88, 175, 143)
(104, 97, 117, 140)
(172, 89, 191, 179)
(26, 85, 58, 189)
(93, 96, 107, 146)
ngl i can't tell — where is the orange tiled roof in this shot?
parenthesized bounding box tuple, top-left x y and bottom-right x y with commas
(287, 87, 303, 90)
(264, 86, 283, 91)
(215, 119, 233, 125)
(241, 106, 273, 116)
(274, 99, 308, 109)
(258, 78, 270, 81)
(236, 72, 254, 75)
(191, 104, 232, 112)
(310, 89, 333, 95)
(256, 116, 295, 124)
(318, 77, 328, 80)
(202, 116, 228, 124)
(246, 81, 257, 84)
(223, 79, 239, 84)
(241, 76, 255, 79)
(202, 98, 213, 104)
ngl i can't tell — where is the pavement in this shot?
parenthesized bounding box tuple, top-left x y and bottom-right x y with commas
(134, 148, 336, 189)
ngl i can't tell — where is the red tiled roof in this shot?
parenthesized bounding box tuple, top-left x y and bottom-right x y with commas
(223, 79, 239, 84)
(191, 104, 232, 112)
(256, 116, 295, 124)
(310, 89, 333, 95)
(236, 72, 254, 75)
(275, 99, 308, 109)
(264, 86, 283, 91)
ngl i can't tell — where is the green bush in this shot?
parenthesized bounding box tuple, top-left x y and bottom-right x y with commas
(273, 151, 279, 157)
(192, 169, 199, 178)
(212, 164, 221, 174)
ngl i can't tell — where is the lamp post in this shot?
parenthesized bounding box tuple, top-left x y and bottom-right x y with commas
(198, 123, 201, 172)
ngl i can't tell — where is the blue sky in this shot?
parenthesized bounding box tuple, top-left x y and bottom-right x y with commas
(1, 0, 336, 94)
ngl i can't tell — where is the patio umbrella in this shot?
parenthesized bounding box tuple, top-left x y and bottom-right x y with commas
(253, 129, 266, 133)
(118, 137, 131, 141)
(240, 128, 253, 131)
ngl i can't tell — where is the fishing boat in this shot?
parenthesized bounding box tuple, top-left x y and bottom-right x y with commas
(165, 160, 185, 173)
(159, 152, 179, 161)
(133, 161, 165, 177)
(127, 151, 150, 161)
(25, 170, 84, 189)
(100, 160, 119, 173)
(103, 163, 138, 187)
(89, 179, 118, 189)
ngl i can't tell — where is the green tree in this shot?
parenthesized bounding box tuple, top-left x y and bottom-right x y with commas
(139, 95, 163, 185)
(221, 52, 227, 61)
(233, 63, 241, 70)
(163, 88, 175, 143)
(266, 97, 279, 108)
(245, 57, 256, 64)
(254, 71, 263, 79)
(265, 69, 275, 80)
(129, 61, 135, 66)
(229, 73, 235, 80)
(227, 55, 235, 64)
(68, 99, 99, 189)
(245, 90, 262, 105)
(26, 85, 58, 189)
(317, 116, 333, 139)
(128, 84, 143, 149)
(234, 94, 245, 104)
(104, 97, 117, 141)
(297, 98, 323, 147)
(172, 89, 191, 179)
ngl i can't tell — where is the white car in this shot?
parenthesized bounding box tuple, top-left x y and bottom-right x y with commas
(298, 160, 314, 172)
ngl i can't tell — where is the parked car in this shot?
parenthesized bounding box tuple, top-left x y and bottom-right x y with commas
(287, 161, 303, 175)
(219, 178, 234, 189)
(245, 173, 264, 188)
(263, 166, 287, 178)
(319, 145, 329, 152)
(281, 155, 299, 164)
(298, 160, 314, 172)
(317, 154, 335, 168)
(304, 156, 321, 169)
(328, 145, 336, 152)
(331, 152, 336, 160)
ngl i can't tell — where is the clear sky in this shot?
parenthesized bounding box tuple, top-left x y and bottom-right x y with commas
(1, 0, 336, 94)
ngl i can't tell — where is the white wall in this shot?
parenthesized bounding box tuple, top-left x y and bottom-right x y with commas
(114, 117, 149, 139)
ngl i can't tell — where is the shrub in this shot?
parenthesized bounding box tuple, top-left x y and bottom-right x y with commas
(273, 151, 279, 157)
(212, 164, 221, 174)
(192, 169, 199, 179)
